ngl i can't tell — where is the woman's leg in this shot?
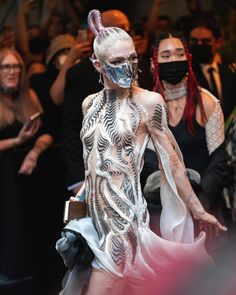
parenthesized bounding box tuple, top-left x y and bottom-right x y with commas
(85, 268, 126, 295)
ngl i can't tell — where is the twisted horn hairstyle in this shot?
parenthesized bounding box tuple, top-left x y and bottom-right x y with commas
(87, 9, 132, 61)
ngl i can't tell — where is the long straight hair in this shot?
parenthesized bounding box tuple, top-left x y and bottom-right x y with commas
(0, 48, 41, 129)
(152, 31, 206, 134)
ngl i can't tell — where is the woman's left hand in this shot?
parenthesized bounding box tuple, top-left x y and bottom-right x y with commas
(18, 150, 38, 175)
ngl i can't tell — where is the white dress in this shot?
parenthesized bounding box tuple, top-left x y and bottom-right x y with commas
(56, 89, 210, 294)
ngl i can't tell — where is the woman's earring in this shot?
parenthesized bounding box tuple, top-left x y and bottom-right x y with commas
(185, 72, 189, 81)
(99, 73, 104, 86)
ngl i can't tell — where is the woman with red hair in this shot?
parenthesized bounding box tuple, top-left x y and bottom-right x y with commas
(151, 31, 231, 246)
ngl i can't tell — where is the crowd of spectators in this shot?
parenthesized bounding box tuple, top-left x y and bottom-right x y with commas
(0, 0, 235, 294)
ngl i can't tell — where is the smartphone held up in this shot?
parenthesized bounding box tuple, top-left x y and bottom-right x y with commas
(24, 112, 41, 130)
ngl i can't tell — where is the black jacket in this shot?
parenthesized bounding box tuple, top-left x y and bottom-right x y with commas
(62, 58, 102, 188)
(192, 62, 236, 121)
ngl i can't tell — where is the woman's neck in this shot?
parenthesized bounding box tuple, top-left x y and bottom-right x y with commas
(162, 78, 188, 101)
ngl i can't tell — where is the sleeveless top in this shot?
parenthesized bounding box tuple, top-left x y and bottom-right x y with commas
(169, 118, 209, 176)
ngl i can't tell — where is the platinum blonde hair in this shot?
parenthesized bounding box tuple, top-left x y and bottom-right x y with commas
(87, 9, 132, 61)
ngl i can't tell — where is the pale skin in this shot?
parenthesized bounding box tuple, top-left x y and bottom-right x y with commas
(156, 36, 225, 236)
(0, 53, 53, 175)
(77, 36, 226, 295)
(50, 34, 92, 106)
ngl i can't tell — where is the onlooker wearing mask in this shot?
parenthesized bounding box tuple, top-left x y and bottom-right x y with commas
(189, 18, 236, 121)
(149, 31, 232, 252)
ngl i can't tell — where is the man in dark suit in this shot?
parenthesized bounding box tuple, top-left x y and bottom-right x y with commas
(62, 10, 132, 194)
(188, 17, 236, 121)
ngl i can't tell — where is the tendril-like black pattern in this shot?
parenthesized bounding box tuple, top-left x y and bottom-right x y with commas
(151, 103, 164, 131)
(80, 90, 149, 271)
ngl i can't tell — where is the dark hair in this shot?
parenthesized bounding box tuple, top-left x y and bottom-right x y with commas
(189, 17, 222, 39)
(152, 31, 206, 134)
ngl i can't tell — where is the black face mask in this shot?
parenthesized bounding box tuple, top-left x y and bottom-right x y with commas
(158, 61, 189, 85)
(0, 84, 19, 97)
(190, 44, 213, 64)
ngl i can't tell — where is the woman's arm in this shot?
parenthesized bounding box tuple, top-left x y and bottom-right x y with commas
(15, 0, 35, 63)
(0, 137, 18, 152)
(18, 90, 53, 174)
(19, 133, 53, 175)
(144, 92, 226, 231)
(50, 38, 91, 105)
(0, 120, 39, 152)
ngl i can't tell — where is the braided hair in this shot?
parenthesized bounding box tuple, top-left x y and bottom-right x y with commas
(152, 31, 206, 134)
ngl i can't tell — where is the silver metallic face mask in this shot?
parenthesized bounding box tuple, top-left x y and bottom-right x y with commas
(102, 59, 138, 88)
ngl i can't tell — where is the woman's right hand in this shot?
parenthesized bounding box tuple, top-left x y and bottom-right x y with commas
(15, 121, 39, 146)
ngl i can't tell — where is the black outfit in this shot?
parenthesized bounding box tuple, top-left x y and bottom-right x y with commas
(30, 67, 70, 293)
(0, 122, 32, 280)
(137, 56, 153, 90)
(30, 65, 62, 143)
(169, 119, 209, 177)
(192, 62, 236, 121)
(169, 119, 231, 227)
(63, 58, 102, 188)
(0, 119, 67, 294)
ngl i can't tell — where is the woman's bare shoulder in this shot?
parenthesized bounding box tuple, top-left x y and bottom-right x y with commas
(134, 87, 165, 110)
(82, 91, 101, 109)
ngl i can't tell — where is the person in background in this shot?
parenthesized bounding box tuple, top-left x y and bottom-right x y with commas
(26, 60, 46, 79)
(188, 17, 236, 122)
(30, 33, 75, 143)
(0, 47, 53, 286)
(56, 10, 226, 295)
(40, 0, 80, 39)
(29, 35, 82, 293)
(131, 20, 153, 90)
(50, 30, 93, 106)
(173, 0, 211, 39)
(15, 0, 49, 65)
(0, 26, 15, 49)
(150, 31, 232, 252)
